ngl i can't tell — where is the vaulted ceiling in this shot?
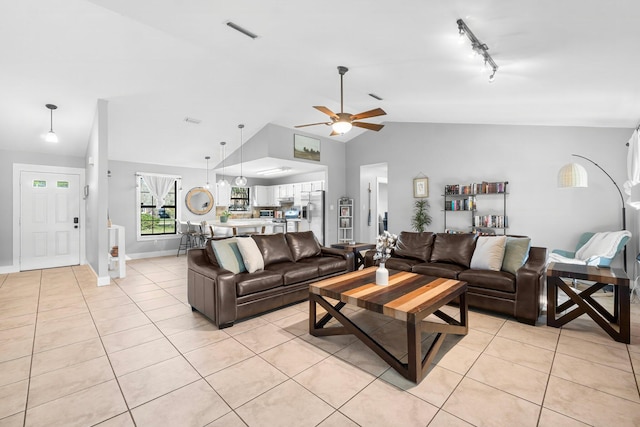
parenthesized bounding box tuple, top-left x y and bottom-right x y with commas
(1, 0, 639, 170)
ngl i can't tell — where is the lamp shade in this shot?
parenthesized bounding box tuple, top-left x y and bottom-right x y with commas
(558, 163, 588, 188)
(332, 120, 352, 135)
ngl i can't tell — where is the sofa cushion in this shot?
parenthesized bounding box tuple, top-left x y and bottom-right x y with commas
(412, 262, 464, 279)
(211, 238, 246, 274)
(385, 257, 421, 272)
(502, 237, 531, 275)
(285, 231, 321, 261)
(459, 269, 516, 293)
(252, 234, 294, 266)
(235, 270, 283, 296)
(299, 257, 347, 276)
(236, 236, 265, 273)
(266, 261, 319, 285)
(394, 231, 435, 262)
(204, 238, 221, 267)
(470, 236, 507, 271)
(430, 233, 477, 268)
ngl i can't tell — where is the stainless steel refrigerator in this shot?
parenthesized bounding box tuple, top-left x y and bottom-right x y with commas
(299, 190, 325, 245)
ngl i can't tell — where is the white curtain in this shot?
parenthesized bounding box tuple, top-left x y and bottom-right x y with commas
(624, 129, 640, 208)
(141, 174, 176, 209)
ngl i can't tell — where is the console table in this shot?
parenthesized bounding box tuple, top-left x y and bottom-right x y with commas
(546, 262, 630, 343)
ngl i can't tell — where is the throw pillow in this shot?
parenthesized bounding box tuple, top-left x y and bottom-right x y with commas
(501, 237, 531, 275)
(236, 237, 265, 273)
(210, 238, 246, 274)
(470, 236, 507, 271)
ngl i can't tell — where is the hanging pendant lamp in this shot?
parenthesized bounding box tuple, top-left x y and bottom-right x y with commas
(45, 104, 58, 143)
(217, 142, 230, 187)
(234, 124, 248, 187)
(204, 156, 210, 189)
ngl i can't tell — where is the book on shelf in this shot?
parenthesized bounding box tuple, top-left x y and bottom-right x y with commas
(445, 181, 507, 195)
(472, 215, 508, 228)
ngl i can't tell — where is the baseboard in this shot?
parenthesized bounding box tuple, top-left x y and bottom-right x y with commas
(0, 264, 19, 274)
(85, 262, 112, 286)
(127, 249, 179, 259)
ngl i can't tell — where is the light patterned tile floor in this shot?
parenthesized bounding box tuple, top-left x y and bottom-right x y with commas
(0, 256, 639, 426)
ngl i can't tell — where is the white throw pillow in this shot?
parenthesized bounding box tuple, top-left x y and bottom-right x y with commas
(470, 236, 507, 271)
(236, 237, 264, 273)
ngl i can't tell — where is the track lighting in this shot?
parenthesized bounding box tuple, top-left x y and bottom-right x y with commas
(45, 104, 58, 143)
(457, 19, 498, 83)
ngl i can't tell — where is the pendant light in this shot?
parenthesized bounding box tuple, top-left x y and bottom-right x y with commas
(204, 156, 210, 189)
(45, 104, 58, 143)
(234, 124, 248, 187)
(217, 142, 230, 187)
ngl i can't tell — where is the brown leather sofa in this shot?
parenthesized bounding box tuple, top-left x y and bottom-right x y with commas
(188, 231, 355, 328)
(364, 232, 547, 325)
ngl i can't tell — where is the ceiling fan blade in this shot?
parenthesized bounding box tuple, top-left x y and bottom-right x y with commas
(350, 108, 387, 121)
(314, 106, 339, 119)
(352, 121, 384, 132)
(294, 122, 331, 128)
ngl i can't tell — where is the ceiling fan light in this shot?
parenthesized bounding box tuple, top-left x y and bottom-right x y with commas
(332, 120, 352, 135)
(45, 130, 58, 143)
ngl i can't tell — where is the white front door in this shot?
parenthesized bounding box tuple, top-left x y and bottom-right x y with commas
(20, 171, 81, 270)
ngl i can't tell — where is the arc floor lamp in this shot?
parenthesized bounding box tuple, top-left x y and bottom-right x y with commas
(558, 154, 627, 271)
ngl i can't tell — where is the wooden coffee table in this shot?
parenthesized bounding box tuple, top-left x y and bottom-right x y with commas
(309, 267, 468, 383)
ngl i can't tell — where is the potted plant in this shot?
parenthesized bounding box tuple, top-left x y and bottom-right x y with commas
(411, 199, 432, 232)
(220, 210, 231, 223)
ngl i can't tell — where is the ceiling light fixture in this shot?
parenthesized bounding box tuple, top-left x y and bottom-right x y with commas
(256, 167, 291, 176)
(457, 19, 498, 83)
(204, 156, 210, 189)
(217, 142, 230, 187)
(234, 124, 248, 187)
(45, 104, 58, 143)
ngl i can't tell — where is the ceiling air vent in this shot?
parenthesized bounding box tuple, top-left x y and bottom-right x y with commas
(184, 117, 201, 124)
(226, 21, 258, 39)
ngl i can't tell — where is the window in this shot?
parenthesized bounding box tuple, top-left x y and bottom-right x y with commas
(138, 176, 178, 236)
(229, 186, 250, 211)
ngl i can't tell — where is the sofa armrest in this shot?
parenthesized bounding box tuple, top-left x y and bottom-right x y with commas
(321, 247, 355, 271)
(364, 250, 378, 267)
(187, 248, 238, 328)
(514, 246, 547, 324)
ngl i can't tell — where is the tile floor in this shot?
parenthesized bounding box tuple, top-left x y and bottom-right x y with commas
(1, 256, 639, 426)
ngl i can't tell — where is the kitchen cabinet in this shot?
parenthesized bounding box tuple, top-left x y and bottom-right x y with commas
(251, 185, 271, 207)
(311, 181, 324, 191)
(216, 183, 231, 207)
(279, 184, 294, 199)
(293, 183, 303, 205)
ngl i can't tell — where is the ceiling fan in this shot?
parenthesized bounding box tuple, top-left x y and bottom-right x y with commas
(295, 66, 386, 136)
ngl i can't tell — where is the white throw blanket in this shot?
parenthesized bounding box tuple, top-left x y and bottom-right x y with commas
(547, 231, 631, 266)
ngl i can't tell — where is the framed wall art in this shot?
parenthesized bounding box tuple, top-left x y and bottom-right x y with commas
(413, 177, 429, 198)
(294, 134, 320, 161)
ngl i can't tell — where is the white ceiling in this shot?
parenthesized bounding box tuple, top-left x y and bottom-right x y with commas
(1, 0, 639, 173)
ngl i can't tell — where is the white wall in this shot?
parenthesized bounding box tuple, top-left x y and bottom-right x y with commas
(85, 100, 110, 284)
(346, 122, 633, 267)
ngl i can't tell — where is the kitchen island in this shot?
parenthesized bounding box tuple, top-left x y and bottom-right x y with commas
(210, 219, 286, 236)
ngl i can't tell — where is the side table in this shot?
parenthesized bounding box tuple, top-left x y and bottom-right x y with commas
(546, 262, 630, 343)
(330, 243, 376, 269)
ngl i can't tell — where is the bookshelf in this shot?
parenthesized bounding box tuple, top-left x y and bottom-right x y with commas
(443, 181, 508, 234)
(338, 198, 354, 243)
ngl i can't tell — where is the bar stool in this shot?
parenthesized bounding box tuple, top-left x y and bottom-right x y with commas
(176, 220, 193, 256)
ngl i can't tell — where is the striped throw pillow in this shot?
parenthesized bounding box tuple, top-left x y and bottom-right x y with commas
(211, 238, 246, 274)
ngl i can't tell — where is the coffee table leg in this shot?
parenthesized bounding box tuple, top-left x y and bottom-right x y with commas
(407, 321, 421, 382)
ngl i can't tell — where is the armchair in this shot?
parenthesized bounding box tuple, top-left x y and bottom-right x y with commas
(549, 231, 631, 267)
